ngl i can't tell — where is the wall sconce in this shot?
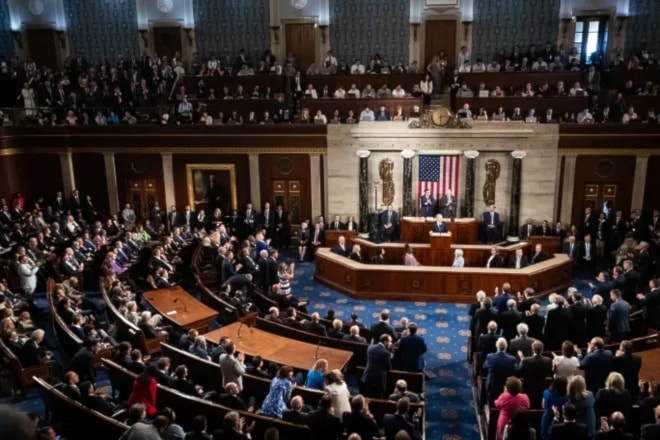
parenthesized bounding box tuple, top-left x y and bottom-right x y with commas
(138, 29, 149, 47)
(318, 24, 328, 44)
(462, 21, 472, 41)
(411, 23, 420, 42)
(11, 31, 22, 49)
(270, 25, 281, 45)
(615, 16, 628, 36)
(183, 28, 194, 46)
(55, 31, 66, 50)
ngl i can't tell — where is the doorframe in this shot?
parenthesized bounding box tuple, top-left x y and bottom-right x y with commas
(147, 22, 196, 64)
(23, 25, 67, 68)
(280, 18, 325, 68)
(420, 14, 461, 67)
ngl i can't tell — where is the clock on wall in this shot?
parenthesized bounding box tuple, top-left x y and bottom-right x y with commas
(157, 0, 174, 13)
(290, 0, 308, 10)
(28, 0, 45, 16)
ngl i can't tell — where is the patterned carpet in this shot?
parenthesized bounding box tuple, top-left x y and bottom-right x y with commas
(287, 257, 481, 440)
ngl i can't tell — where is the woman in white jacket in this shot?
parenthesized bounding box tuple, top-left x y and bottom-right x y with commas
(17, 255, 40, 295)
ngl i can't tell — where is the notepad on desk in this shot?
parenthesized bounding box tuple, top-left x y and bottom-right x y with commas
(166, 310, 177, 316)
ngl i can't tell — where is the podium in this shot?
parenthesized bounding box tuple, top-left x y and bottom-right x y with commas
(400, 217, 479, 244)
(324, 230, 357, 249)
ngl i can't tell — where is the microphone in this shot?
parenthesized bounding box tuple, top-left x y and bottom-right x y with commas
(173, 297, 188, 312)
(236, 319, 245, 338)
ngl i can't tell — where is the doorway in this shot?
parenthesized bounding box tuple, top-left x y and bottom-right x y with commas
(285, 23, 316, 69)
(127, 179, 158, 221)
(153, 26, 183, 59)
(424, 20, 457, 74)
(26, 29, 60, 68)
(582, 183, 618, 218)
(272, 179, 303, 241)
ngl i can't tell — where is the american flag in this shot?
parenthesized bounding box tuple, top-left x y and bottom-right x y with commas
(418, 155, 460, 212)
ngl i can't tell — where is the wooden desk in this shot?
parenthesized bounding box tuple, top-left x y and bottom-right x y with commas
(324, 229, 357, 249)
(639, 347, 660, 382)
(204, 322, 353, 371)
(460, 71, 583, 90)
(143, 287, 218, 333)
(400, 217, 479, 244)
(455, 96, 589, 114)
(314, 247, 572, 303)
(300, 97, 422, 117)
(304, 73, 424, 94)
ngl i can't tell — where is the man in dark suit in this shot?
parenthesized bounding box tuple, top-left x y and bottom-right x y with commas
(524, 304, 546, 341)
(68, 189, 83, 214)
(483, 338, 517, 405)
(493, 283, 515, 313)
(419, 188, 435, 217)
(508, 323, 535, 357)
(609, 289, 631, 342)
(331, 236, 350, 257)
(397, 323, 427, 372)
(205, 174, 223, 210)
(66, 340, 101, 383)
(549, 402, 589, 440)
(431, 214, 446, 233)
(439, 189, 457, 219)
(329, 214, 344, 231)
(563, 235, 581, 275)
(580, 337, 614, 393)
(537, 220, 553, 237)
(477, 321, 499, 374)
(215, 247, 236, 287)
(544, 296, 573, 350)
(530, 244, 548, 264)
(167, 205, 178, 232)
(637, 278, 660, 331)
(612, 340, 642, 400)
(640, 406, 660, 440)
(240, 202, 258, 238)
(304, 313, 328, 337)
(483, 205, 501, 244)
(379, 205, 399, 242)
(499, 300, 523, 341)
(150, 201, 162, 228)
(472, 297, 498, 338)
(360, 334, 393, 398)
(485, 247, 503, 268)
(579, 234, 596, 278)
(508, 248, 529, 269)
(371, 246, 386, 264)
(273, 204, 289, 248)
(383, 397, 421, 440)
(567, 289, 588, 347)
(308, 395, 342, 440)
(214, 382, 254, 412)
(584, 65, 601, 97)
(282, 395, 309, 425)
(520, 218, 537, 239)
(594, 411, 633, 440)
(343, 325, 367, 343)
(590, 272, 614, 305)
(370, 310, 397, 344)
(517, 340, 552, 409)
(586, 294, 609, 340)
(52, 191, 67, 213)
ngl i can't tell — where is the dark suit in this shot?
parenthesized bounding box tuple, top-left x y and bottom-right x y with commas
(486, 254, 503, 268)
(431, 221, 446, 233)
(477, 332, 498, 372)
(240, 208, 258, 237)
(472, 307, 498, 337)
(307, 409, 342, 440)
(342, 411, 379, 440)
(439, 195, 456, 218)
(331, 244, 350, 257)
(282, 409, 309, 425)
(370, 321, 397, 344)
(520, 223, 536, 239)
(609, 299, 631, 341)
(586, 304, 608, 340)
(544, 306, 573, 350)
(397, 334, 427, 372)
(499, 309, 523, 341)
(361, 343, 392, 398)
(379, 210, 399, 242)
(508, 254, 529, 269)
(640, 288, 660, 330)
(593, 430, 633, 440)
(383, 413, 420, 440)
(518, 354, 553, 409)
(419, 194, 436, 217)
(329, 220, 344, 230)
(569, 301, 588, 347)
(612, 353, 642, 399)
(549, 421, 589, 440)
(67, 347, 96, 383)
(483, 351, 517, 404)
(641, 423, 660, 440)
(508, 336, 535, 358)
(530, 252, 548, 264)
(524, 313, 545, 340)
(483, 211, 501, 243)
(580, 349, 614, 393)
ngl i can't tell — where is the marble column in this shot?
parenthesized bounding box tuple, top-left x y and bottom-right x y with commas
(401, 149, 415, 217)
(248, 153, 261, 207)
(463, 150, 479, 218)
(508, 150, 527, 240)
(560, 155, 577, 223)
(161, 153, 175, 210)
(631, 155, 649, 211)
(58, 152, 76, 196)
(103, 153, 120, 214)
(356, 150, 371, 233)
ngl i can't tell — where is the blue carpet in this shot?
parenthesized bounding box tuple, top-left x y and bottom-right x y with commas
(287, 258, 481, 440)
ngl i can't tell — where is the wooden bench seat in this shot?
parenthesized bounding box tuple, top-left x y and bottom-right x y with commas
(0, 337, 56, 395)
(33, 376, 128, 440)
(102, 358, 310, 440)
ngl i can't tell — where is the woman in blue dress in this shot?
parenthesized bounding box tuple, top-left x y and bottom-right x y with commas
(304, 358, 328, 390)
(540, 377, 569, 440)
(260, 365, 295, 418)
